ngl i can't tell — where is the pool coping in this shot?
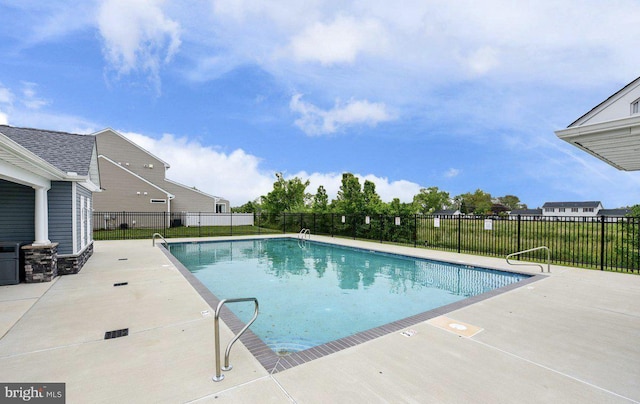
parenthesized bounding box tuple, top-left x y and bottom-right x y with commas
(159, 237, 546, 374)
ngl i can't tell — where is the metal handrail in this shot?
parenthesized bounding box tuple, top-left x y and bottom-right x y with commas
(298, 228, 311, 239)
(212, 297, 259, 382)
(152, 233, 168, 247)
(506, 246, 551, 272)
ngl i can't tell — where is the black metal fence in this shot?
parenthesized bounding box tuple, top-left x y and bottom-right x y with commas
(93, 211, 640, 273)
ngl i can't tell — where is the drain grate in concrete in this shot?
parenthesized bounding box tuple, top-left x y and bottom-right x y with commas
(113, 282, 128, 287)
(118, 258, 128, 261)
(104, 328, 129, 340)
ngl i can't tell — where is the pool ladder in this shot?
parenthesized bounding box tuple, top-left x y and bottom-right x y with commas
(506, 246, 551, 273)
(298, 228, 311, 239)
(298, 228, 311, 248)
(212, 297, 259, 382)
(152, 233, 168, 247)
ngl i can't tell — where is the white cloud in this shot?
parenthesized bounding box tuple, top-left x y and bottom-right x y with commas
(291, 171, 421, 203)
(118, 131, 423, 205)
(465, 46, 500, 76)
(97, 0, 181, 92)
(0, 84, 13, 125)
(288, 16, 388, 65)
(0, 85, 14, 105)
(290, 94, 394, 136)
(20, 82, 49, 110)
(444, 168, 461, 178)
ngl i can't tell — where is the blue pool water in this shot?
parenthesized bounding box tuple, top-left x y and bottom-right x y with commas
(169, 238, 529, 353)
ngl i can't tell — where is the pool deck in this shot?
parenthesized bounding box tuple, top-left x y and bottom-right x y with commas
(0, 235, 639, 403)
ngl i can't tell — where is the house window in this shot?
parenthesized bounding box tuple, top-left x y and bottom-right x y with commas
(583, 207, 594, 212)
(544, 208, 554, 212)
(559, 208, 565, 212)
(571, 208, 579, 212)
(632, 99, 640, 115)
(150, 199, 166, 204)
(216, 203, 225, 213)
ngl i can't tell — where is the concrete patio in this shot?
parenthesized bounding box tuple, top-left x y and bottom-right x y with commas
(0, 236, 638, 403)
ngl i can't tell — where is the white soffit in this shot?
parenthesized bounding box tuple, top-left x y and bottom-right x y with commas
(555, 116, 640, 171)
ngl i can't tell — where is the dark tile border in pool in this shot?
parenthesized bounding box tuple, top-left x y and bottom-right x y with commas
(159, 240, 546, 374)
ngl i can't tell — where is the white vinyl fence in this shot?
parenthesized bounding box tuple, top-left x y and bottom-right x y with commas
(183, 213, 254, 227)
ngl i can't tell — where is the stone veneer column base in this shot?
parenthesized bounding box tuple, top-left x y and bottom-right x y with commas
(58, 242, 94, 275)
(22, 243, 58, 283)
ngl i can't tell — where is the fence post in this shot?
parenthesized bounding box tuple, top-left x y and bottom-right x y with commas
(351, 215, 356, 240)
(413, 214, 418, 248)
(283, 213, 286, 234)
(600, 215, 605, 271)
(230, 212, 233, 236)
(457, 213, 461, 253)
(331, 213, 334, 237)
(517, 214, 521, 257)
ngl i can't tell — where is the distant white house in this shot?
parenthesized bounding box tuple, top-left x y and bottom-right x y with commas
(509, 202, 630, 221)
(542, 201, 603, 219)
(555, 76, 640, 171)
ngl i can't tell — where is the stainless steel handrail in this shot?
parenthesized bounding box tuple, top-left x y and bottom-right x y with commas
(506, 246, 551, 272)
(212, 297, 259, 382)
(152, 233, 168, 247)
(298, 228, 311, 239)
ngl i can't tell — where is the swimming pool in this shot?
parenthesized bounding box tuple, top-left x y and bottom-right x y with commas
(168, 238, 532, 359)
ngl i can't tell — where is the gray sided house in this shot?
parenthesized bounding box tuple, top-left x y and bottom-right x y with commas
(542, 201, 603, 218)
(93, 129, 230, 224)
(0, 125, 100, 283)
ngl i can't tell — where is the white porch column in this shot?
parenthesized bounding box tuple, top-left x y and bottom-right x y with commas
(33, 185, 51, 245)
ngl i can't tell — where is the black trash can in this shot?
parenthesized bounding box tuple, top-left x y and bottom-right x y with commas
(0, 242, 21, 285)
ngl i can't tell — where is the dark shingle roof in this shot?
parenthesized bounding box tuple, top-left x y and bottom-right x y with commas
(598, 208, 631, 217)
(0, 125, 95, 176)
(542, 201, 601, 209)
(433, 209, 459, 215)
(510, 209, 542, 216)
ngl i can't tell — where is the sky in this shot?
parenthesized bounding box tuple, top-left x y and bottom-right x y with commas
(1, 0, 639, 209)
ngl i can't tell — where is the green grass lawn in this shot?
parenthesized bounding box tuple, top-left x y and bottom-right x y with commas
(93, 225, 281, 240)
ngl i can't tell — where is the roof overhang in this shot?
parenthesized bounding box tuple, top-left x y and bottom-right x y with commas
(0, 134, 98, 189)
(555, 115, 640, 171)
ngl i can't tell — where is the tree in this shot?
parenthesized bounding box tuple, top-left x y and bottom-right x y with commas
(497, 195, 526, 210)
(363, 180, 383, 214)
(412, 187, 450, 214)
(619, 204, 640, 270)
(384, 198, 414, 216)
(333, 173, 364, 214)
(232, 199, 260, 213)
(457, 189, 493, 215)
(312, 185, 329, 213)
(261, 173, 310, 214)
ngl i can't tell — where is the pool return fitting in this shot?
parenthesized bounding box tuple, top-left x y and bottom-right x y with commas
(212, 297, 259, 382)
